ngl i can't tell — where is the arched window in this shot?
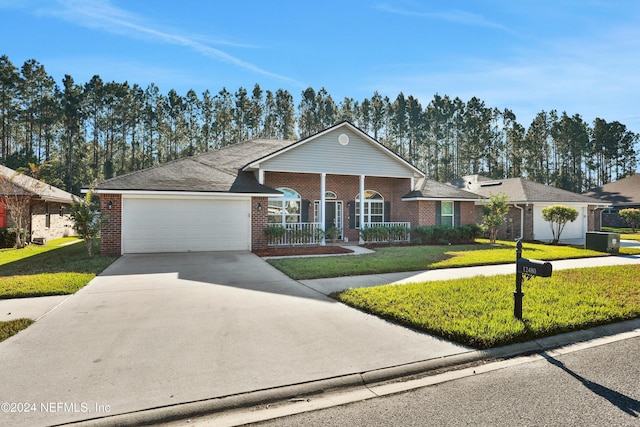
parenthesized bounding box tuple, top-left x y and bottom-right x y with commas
(355, 190, 384, 227)
(268, 188, 301, 224)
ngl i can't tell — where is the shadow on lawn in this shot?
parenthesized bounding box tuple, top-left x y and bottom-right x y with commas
(0, 241, 116, 277)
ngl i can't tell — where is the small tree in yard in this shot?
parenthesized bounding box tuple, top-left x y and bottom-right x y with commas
(482, 193, 510, 244)
(70, 190, 106, 258)
(619, 208, 640, 232)
(541, 205, 579, 245)
(0, 165, 42, 248)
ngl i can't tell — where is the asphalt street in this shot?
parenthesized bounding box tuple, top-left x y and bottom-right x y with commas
(208, 335, 640, 427)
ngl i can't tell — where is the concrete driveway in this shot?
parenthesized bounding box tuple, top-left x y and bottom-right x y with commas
(0, 251, 469, 427)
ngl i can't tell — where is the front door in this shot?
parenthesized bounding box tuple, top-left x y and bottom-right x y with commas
(316, 200, 343, 240)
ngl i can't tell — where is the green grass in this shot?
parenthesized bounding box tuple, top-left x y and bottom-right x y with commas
(0, 237, 81, 266)
(267, 240, 638, 280)
(0, 239, 118, 341)
(335, 264, 640, 349)
(0, 318, 34, 342)
(0, 239, 118, 299)
(602, 226, 640, 241)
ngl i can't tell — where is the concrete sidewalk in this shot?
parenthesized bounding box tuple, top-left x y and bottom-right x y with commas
(0, 294, 70, 321)
(301, 252, 640, 295)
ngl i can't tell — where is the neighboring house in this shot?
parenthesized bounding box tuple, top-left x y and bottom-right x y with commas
(94, 122, 483, 255)
(583, 174, 640, 228)
(452, 175, 609, 242)
(0, 164, 77, 242)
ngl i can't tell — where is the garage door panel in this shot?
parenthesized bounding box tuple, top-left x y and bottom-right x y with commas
(122, 197, 250, 253)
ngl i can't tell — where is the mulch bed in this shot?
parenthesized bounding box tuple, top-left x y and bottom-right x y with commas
(253, 246, 354, 257)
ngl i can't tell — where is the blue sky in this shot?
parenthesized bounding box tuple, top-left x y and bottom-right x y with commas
(1, 0, 639, 133)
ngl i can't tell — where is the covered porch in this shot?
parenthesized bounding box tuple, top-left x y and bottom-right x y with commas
(262, 172, 413, 247)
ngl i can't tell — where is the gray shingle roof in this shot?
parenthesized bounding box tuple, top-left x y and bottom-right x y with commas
(405, 178, 482, 200)
(96, 139, 296, 193)
(583, 174, 640, 206)
(454, 175, 606, 204)
(0, 165, 76, 203)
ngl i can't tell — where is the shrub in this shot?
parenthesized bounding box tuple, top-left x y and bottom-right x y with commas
(482, 193, 510, 244)
(0, 228, 15, 248)
(360, 225, 410, 244)
(413, 224, 482, 245)
(325, 226, 341, 244)
(263, 225, 286, 246)
(619, 208, 640, 233)
(541, 205, 579, 244)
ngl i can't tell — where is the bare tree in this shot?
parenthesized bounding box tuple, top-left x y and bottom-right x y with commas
(0, 165, 43, 248)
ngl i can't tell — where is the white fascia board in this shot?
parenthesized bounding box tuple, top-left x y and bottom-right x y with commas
(260, 167, 417, 180)
(402, 197, 484, 202)
(90, 189, 283, 198)
(527, 201, 609, 207)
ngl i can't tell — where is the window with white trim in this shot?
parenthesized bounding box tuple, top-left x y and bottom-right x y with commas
(355, 190, 384, 228)
(268, 188, 300, 224)
(441, 201, 454, 227)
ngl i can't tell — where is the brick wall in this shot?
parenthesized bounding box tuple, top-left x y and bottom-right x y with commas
(406, 200, 478, 228)
(263, 172, 412, 243)
(99, 194, 122, 255)
(459, 201, 477, 225)
(251, 196, 269, 250)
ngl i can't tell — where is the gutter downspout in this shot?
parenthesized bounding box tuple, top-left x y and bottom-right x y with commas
(514, 204, 524, 241)
(599, 208, 603, 231)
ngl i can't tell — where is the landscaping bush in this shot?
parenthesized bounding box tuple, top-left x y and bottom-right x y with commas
(360, 225, 410, 244)
(0, 228, 18, 248)
(413, 224, 482, 245)
(325, 226, 341, 244)
(263, 225, 286, 246)
(360, 225, 386, 243)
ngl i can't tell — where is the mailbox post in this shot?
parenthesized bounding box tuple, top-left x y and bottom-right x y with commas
(514, 240, 524, 320)
(514, 239, 552, 320)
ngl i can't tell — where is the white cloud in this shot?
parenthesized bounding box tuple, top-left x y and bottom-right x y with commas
(29, 0, 304, 87)
(373, 2, 512, 32)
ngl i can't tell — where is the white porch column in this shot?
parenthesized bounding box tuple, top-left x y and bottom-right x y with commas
(258, 169, 264, 185)
(320, 173, 326, 246)
(359, 174, 365, 244)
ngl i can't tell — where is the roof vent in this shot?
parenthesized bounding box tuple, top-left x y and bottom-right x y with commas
(338, 133, 349, 146)
(480, 181, 502, 187)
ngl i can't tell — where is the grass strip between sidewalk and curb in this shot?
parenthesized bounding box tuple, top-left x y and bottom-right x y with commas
(333, 264, 640, 349)
(267, 239, 640, 280)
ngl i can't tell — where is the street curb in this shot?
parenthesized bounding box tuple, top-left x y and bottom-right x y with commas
(61, 318, 640, 427)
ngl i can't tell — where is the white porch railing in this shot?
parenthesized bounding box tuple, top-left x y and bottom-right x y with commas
(265, 221, 411, 246)
(268, 222, 323, 246)
(361, 222, 411, 243)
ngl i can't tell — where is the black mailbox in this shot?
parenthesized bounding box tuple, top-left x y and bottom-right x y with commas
(517, 258, 553, 277)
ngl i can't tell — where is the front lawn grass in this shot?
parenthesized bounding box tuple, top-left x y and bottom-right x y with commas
(0, 239, 117, 299)
(602, 227, 640, 241)
(267, 240, 633, 280)
(0, 237, 80, 266)
(334, 264, 640, 349)
(0, 318, 34, 342)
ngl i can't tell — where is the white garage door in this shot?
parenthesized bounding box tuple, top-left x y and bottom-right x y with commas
(533, 205, 585, 242)
(122, 196, 251, 253)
